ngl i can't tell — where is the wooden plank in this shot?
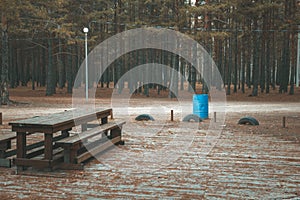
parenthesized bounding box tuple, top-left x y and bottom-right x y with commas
(76, 136, 121, 164)
(83, 136, 110, 149)
(86, 124, 99, 128)
(9, 108, 112, 134)
(56, 121, 125, 145)
(55, 162, 84, 170)
(4, 149, 16, 158)
(25, 143, 63, 159)
(12, 123, 73, 134)
(14, 158, 51, 168)
(97, 120, 126, 130)
(27, 134, 68, 151)
(26, 146, 45, 159)
(0, 132, 16, 142)
(73, 112, 111, 128)
(14, 152, 64, 169)
(56, 134, 81, 146)
(11, 126, 52, 134)
(9, 108, 112, 127)
(0, 133, 14, 152)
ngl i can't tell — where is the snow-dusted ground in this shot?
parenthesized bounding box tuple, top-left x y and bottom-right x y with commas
(0, 99, 300, 199)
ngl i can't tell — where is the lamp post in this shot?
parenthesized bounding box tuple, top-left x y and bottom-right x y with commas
(297, 25, 300, 87)
(83, 27, 89, 101)
(297, 0, 300, 87)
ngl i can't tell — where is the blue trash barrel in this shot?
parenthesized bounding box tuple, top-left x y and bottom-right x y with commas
(193, 94, 209, 119)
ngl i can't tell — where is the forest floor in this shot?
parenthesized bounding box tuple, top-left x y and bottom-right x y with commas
(0, 85, 300, 199)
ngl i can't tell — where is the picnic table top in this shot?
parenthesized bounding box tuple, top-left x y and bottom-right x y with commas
(8, 108, 112, 133)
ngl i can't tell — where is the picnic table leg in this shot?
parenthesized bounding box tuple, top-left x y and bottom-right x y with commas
(82, 124, 87, 131)
(63, 145, 71, 164)
(110, 110, 113, 119)
(63, 144, 79, 164)
(110, 126, 123, 145)
(61, 129, 70, 137)
(0, 149, 5, 158)
(16, 132, 26, 170)
(101, 117, 108, 124)
(44, 133, 53, 160)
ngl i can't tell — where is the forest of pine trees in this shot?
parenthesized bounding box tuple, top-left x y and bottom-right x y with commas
(0, 0, 300, 104)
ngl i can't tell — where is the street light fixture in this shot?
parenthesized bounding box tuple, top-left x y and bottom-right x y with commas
(83, 27, 89, 101)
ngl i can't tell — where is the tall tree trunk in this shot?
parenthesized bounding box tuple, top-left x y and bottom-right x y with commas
(216, 39, 223, 91)
(31, 51, 35, 90)
(279, 32, 290, 93)
(271, 31, 276, 90)
(58, 38, 64, 89)
(280, 0, 292, 93)
(66, 46, 73, 94)
(290, 32, 295, 95)
(40, 47, 47, 87)
(46, 39, 56, 96)
(233, 25, 238, 93)
(1, 14, 10, 105)
(266, 35, 271, 94)
(289, 0, 297, 95)
(9, 40, 17, 89)
(260, 12, 268, 94)
(252, 20, 259, 97)
(226, 38, 232, 95)
(265, 7, 272, 94)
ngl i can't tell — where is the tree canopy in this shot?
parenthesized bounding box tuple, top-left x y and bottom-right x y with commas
(0, 0, 299, 103)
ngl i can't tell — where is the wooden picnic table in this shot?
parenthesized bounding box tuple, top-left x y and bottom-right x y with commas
(8, 108, 112, 170)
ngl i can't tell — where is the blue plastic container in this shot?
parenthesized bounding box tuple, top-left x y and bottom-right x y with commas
(193, 94, 209, 119)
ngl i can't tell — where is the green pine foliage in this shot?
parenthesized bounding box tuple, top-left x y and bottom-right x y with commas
(0, 0, 299, 101)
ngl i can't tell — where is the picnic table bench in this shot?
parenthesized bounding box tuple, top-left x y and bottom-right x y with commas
(7, 108, 124, 171)
(56, 121, 125, 169)
(0, 132, 17, 167)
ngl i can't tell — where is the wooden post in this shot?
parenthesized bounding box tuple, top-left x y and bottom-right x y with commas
(283, 116, 286, 128)
(110, 110, 114, 119)
(214, 112, 217, 123)
(0, 112, 2, 125)
(171, 110, 174, 121)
